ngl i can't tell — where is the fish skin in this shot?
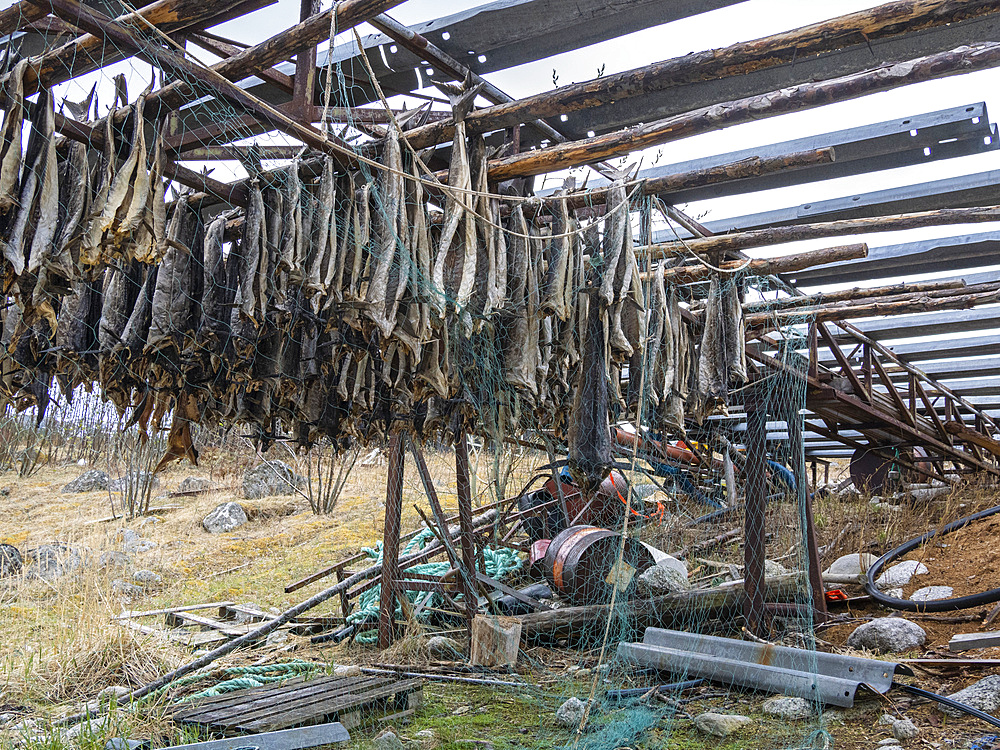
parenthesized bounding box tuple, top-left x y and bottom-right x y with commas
(26, 89, 61, 282)
(54, 142, 89, 270)
(0, 59, 28, 212)
(541, 200, 571, 320)
(599, 184, 627, 307)
(366, 126, 406, 338)
(567, 291, 614, 494)
(502, 205, 538, 394)
(696, 276, 727, 418)
(723, 279, 748, 387)
(81, 114, 116, 267)
(117, 89, 152, 240)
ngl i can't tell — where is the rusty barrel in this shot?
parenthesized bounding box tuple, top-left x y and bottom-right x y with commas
(543, 525, 655, 605)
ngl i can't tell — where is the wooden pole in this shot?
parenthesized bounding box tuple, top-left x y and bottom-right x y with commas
(742, 279, 966, 312)
(0, 1, 49, 37)
(478, 43, 1000, 182)
(743, 396, 770, 637)
(646, 205, 1000, 258)
(646, 243, 868, 284)
(400, 0, 1000, 150)
(745, 288, 1000, 327)
(455, 433, 479, 637)
(378, 434, 404, 650)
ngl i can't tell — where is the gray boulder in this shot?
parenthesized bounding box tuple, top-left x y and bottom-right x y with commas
(824, 553, 877, 577)
(0, 544, 22, 577)
(846, 617, 926, 654)
(761, 696, 814, 720)
(132, 569, 161, 586)
(555, 697, 589, 728)
(111, 579, 144, 599)
(425, 635, 463, 659)
(892, 718, 919, 741)
(28, 544, 83, 580)
(98, 551, 129, 571)
(875, 561, 928, 590)
(910, 586, 953, 602)
(242, 461, 305, 499)
(203, 502, 248, 533)
(638, 563, 689, 594)
(764, 559, 790, 578)
(373, 730, 404, 750)
(942, 675, 1000, 718)
(63, 470, 109, 493)
(178, 477, 215, 493)
(693, 712, 752, 737)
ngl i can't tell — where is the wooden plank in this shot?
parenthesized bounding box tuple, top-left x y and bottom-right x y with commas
(237, 678, 424, 733)
(164, 611, 251, 636)
(113, 602, 234, 621)
(173, 677, 391, 725)
(949, 631, 1000, 651)
(121, 619, 229, 648)
(159, 722, 349, 750)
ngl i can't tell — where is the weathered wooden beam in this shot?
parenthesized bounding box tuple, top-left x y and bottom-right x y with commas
(481, 42, 1000, 182)
(36, 0, 359, 168)
(187, 32, 294, 92)
(746, 289, 1000, 328)
(743, 279, 965, 313)
(0, 1, 51, 37)
(645, 243, 868, 284)
(401, 0, 1000, 151)
(944, 420, 1000, 458)
(646, 205, 1000, 258)
(16, 0, 258, 97)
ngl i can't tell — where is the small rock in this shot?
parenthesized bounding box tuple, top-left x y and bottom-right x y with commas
(910, 586, 953, 602)
(63, 469, 110, 493)
(98, 551, 130, 571)
(425, 635, 463, 660)
(878, 714, 896, 726)
(109, 472, 160, 492)
(132, 569, 161, 586)
(414, 730, 436, 742)
(638, 563, 689, 594)
(824, 553, 877, 577)
(693, 712, 753, 738)
(847, 617, 926, 654)
(0, 543, 22, 577)
(178, 476, 215, 493)
(265, 630, 288, 645)
(892, 718, 919, 741)
(111, 579, 144, 599)
(65, 713, 113, 740)
(232, 603, 266, 624)
(373, 730, 404, 750)
(452, 705, 471, 716)
(883, 588, 904, 598)
(138, 517, 163, 530)
(942, 675, 1000, 717)
(242, 461, 306, 500)
(761, 696, 814, 720)
(28, 543, 83, 580)
(764, 559, 790, 578)
(639, 544, 688, 577)
(333, 665, 361, 678)
(876, 739, 900, 746)
(555, 697, 588, 728)
(202, 502, 248, 533)
(876, 561, 928, 589)
(127, 539, 157, 554)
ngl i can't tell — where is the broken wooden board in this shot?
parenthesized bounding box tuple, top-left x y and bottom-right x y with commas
(168, 674, 423, 733)
(948, 631, 1000, 651)
(116, 601, 296, 649)
(158, 720, 349, 750)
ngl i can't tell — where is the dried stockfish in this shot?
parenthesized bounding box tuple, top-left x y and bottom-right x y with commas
(81, 113, 117, 267)
(366, 125, 407, 338)
(0, 59, 28, 212)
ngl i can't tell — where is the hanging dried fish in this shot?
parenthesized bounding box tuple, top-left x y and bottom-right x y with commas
(541, 198, 572, 321)
(81, 112, 117, 267)
(26, 88, 64, 290)
(567, 292, 614, 494)
(146, 197, 201, 357)
(0, 59, 28, 212)
(723, 279, 748, 388)
(98, 83, 153, 241)
(366, 125, 407, 338)
(305, 156, 335, 298)
(696, 276, 728, 417)
(502, 205, 539, 394)
(53, 141, 89, 269)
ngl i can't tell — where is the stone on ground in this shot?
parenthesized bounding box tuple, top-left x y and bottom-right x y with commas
(98, 551, 129, 570)
(242, 461, 305, 499)
(111, 579, 144, 599)
(909, 586, 953, 601)
(63, 470, 109, 493)
(846, 617, 926, 654)
(824, 553, 877, 577)
(892, 718, 919, 741)
(555, 697, 589, 728)
(373, 729, 404, 750)
(332, 665, 361, 678)
(638, 562, 689, 594)
(109, 472, 160, 491)
(761, 696, 814, 720)
(693, 712, 752, 737)
(203, 502, 248, 533)
(942, 675, 1000, 717)
(764, 559, 790, 578)
(28, 544, 83, 579)
(0, 544, 22, 577)
(426, 635, 464, 659)
(132, 569, 161, 586)
(875, 561, 928, 589)
(178, 476, 215, 493)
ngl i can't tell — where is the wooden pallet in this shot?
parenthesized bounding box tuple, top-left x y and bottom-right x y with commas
(168, 675, 423, 733)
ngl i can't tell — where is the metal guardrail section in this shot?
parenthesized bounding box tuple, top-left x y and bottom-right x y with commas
(616, 628, 910, 707)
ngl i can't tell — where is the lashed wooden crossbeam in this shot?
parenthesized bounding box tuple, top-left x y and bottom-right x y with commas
(34, 0, 363, 169)
(644, 205, 1000, 257)
(0, 1, 49, 36)
(15, 0, 265, 97)
(399, 0, 1000, 151)
(480, 43, 1000, 181)
(742, 279, 965, 312)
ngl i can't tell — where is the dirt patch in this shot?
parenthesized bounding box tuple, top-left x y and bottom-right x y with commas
(898, 511, 1000, 600)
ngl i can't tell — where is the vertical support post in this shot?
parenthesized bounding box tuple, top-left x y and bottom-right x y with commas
(292, 0, 320, 119)
(743, 395, 770, 637)
(862, 343, 872, 400)
(786, 405, 828, 624)
(378, 434, 405, 650)
(807, 322, 818, 381)
(455, 432, 479, 636)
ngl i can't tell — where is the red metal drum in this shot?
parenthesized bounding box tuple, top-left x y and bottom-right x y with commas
(543, 525, 655, 605)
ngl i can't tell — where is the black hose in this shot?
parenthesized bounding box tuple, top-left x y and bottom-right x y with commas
(864, 503, 1000, 612)
(893, 682, 1000, 729)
